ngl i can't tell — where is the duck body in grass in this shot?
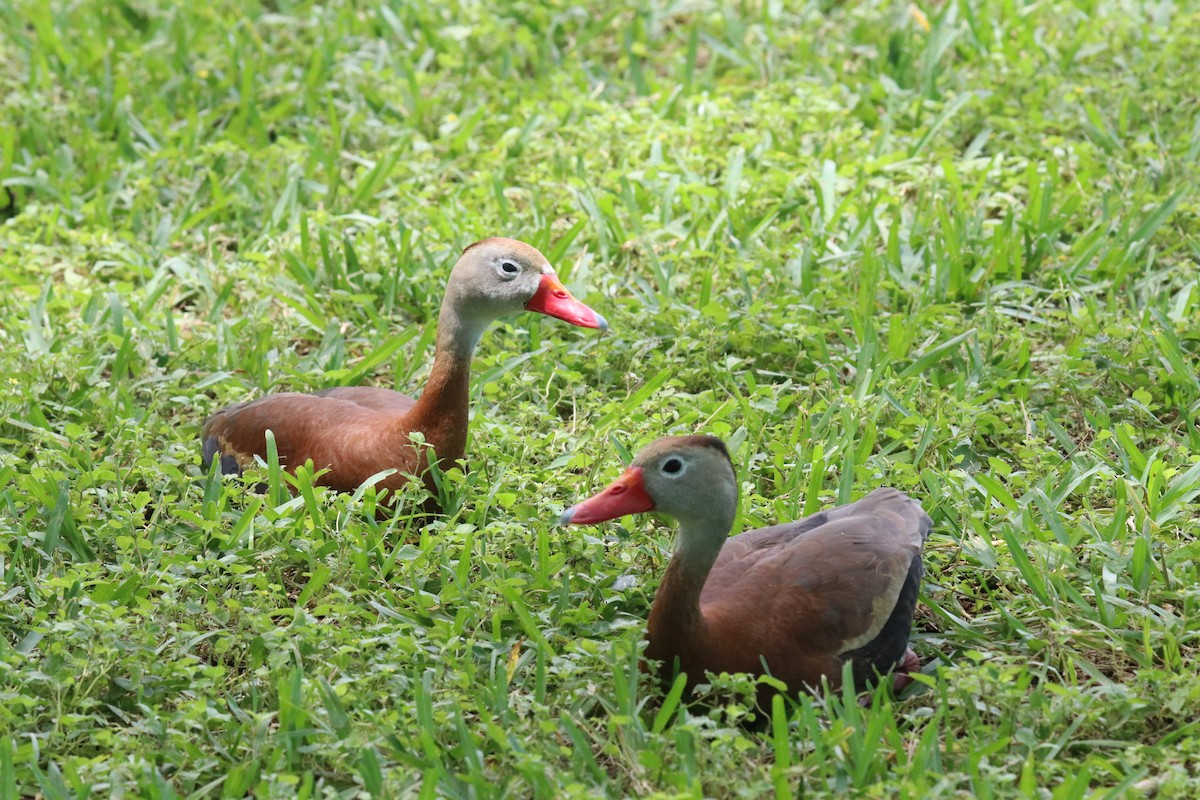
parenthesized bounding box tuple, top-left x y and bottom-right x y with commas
(202, 238, 607, 507)
(560, 435, 930, 707)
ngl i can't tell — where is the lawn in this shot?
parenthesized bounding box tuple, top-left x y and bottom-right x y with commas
(1, 0, 1199, 796)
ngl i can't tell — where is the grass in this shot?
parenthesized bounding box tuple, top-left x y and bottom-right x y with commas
(1, 0, 1199, 796)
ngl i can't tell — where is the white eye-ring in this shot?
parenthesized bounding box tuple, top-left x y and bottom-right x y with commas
(497, 261, 520, 280)
(662, 457, 685, 476)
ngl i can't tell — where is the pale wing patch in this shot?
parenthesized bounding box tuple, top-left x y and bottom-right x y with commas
(835, 560, 909, 653)
(218, 434, 260, 471)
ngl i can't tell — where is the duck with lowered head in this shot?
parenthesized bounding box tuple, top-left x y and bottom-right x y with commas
(560, 434, 930, 707)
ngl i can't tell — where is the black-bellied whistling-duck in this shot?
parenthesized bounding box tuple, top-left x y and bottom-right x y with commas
(202, 238, 606, 507)
(560, 435, 930, 706)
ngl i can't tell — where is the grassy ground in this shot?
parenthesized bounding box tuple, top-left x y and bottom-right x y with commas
(1, 0, 1199, 796)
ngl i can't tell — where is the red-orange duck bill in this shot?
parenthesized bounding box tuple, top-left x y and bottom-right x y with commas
(559, 466, 655, 525)
(525, 273, 608, 331)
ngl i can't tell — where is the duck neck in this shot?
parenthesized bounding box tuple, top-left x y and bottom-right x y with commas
(407, 301, 489, 469)
(649, 515, 730, 635)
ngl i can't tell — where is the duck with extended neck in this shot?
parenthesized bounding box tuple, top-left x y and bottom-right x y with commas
(561, 434, 929, 708)
(203, 237, 607, 509)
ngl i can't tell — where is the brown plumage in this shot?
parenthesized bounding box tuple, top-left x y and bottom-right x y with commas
(202, 238, 607, 508)
(560, 435, 930, 706)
